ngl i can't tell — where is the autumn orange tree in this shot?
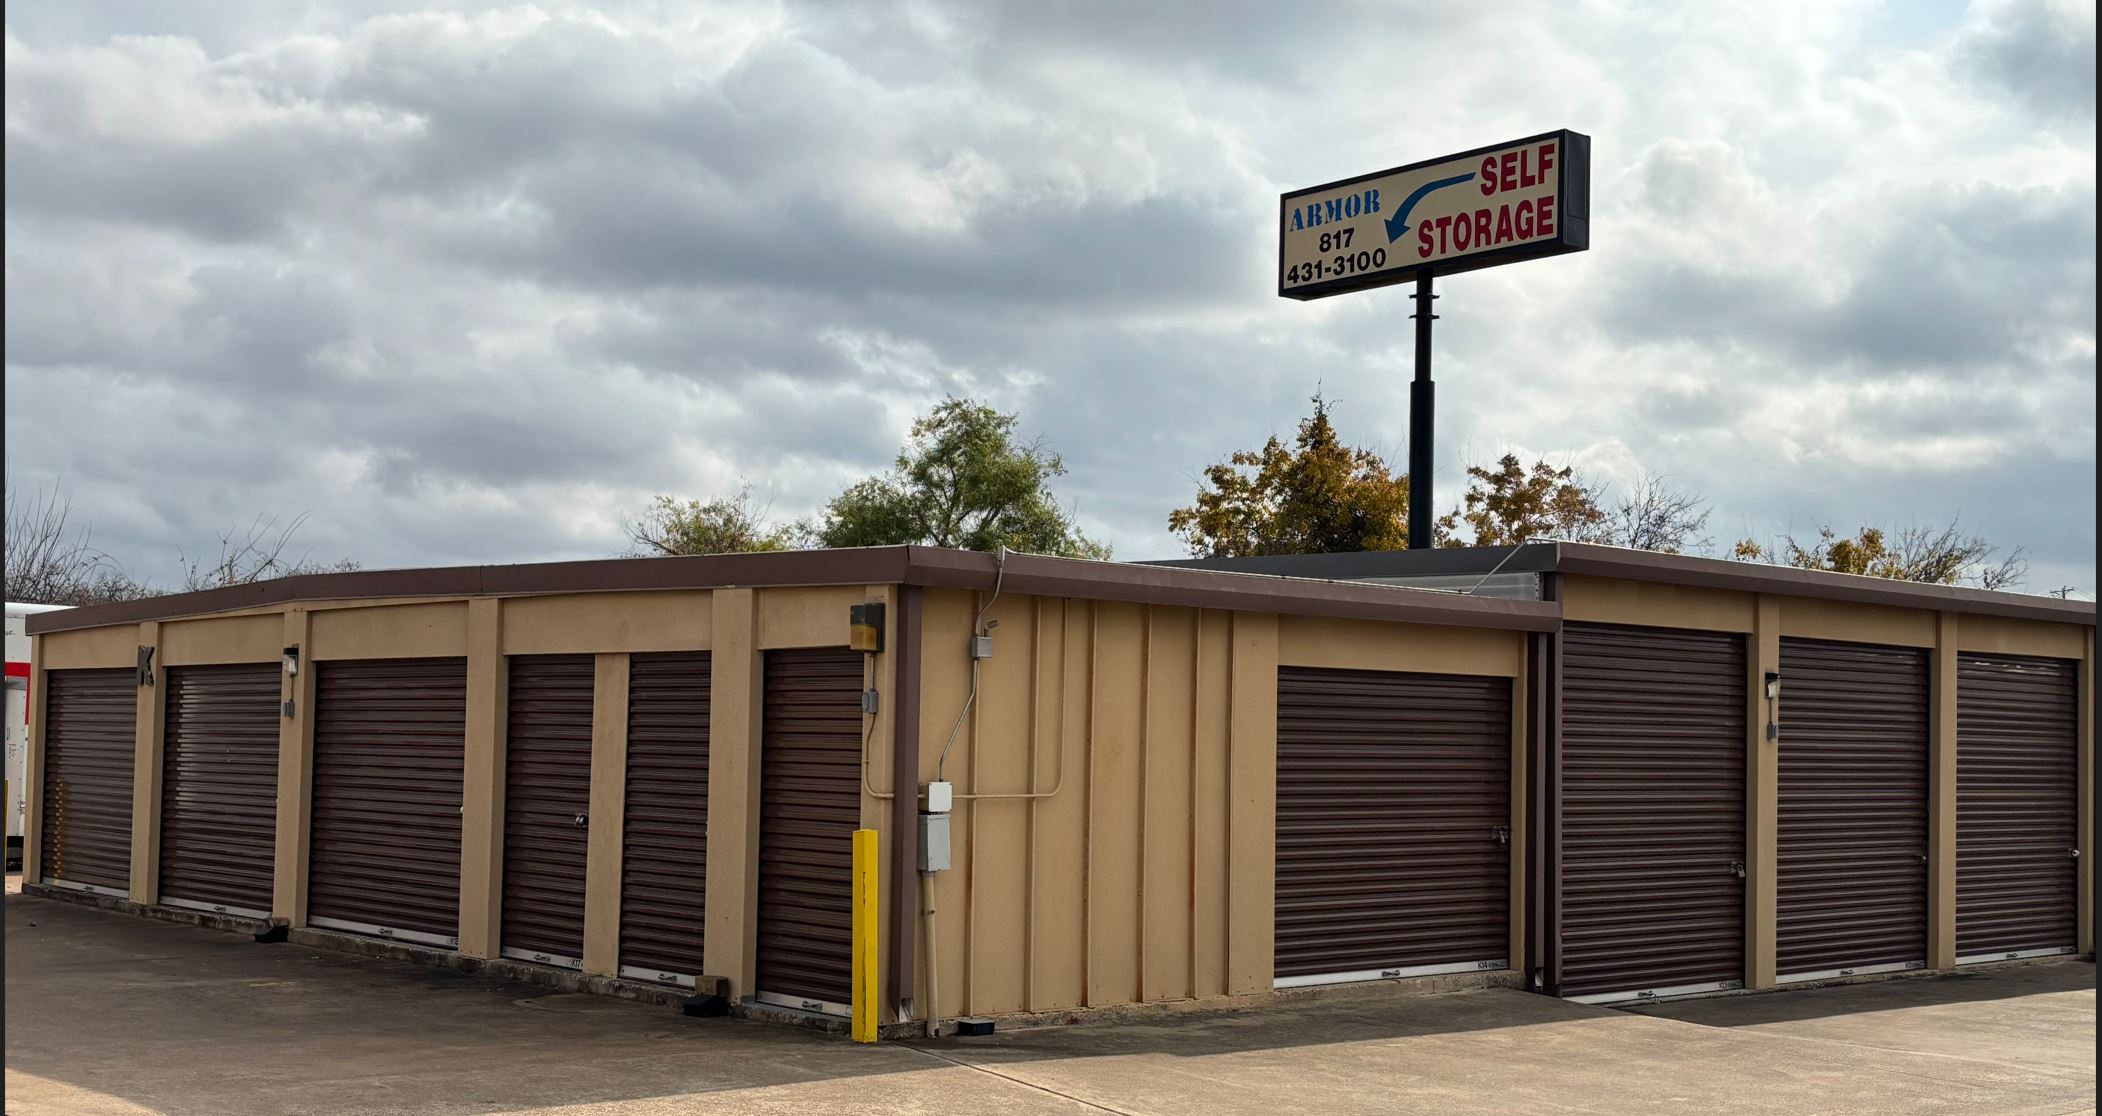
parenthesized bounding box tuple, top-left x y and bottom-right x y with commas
(1732, 521, 2026, 589)
(1435, 453, 1610, 547)
(1168, 394, 1414, 556)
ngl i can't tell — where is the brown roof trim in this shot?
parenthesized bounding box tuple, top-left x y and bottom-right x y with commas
(28, 545, 1558, 635)
(1552, 542, 2097, 627)
(25, 548, 914, 635)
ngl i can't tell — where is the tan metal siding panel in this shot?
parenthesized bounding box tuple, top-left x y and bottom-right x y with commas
(159, 664, 280, 915)
(1956, 654, 2078, 958)
(1777, 638, 1929, 977)
(755, 648, 863, 1008)
(500, 655, 594, 965)
(39, 668, 137, 893)
(308, 657, 467, 943)
(618, 651, 711, 981)
(1558, 623, 1746, 999)
(1274, 667, 1510, 980)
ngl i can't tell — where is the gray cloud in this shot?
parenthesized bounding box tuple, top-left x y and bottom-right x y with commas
(1953, 0, 2096, 120)
(4, 1, 2094, 597)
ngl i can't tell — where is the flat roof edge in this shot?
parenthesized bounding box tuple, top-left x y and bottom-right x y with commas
(1551, 543, 2098, 627)
(25, 546, 1560, 635)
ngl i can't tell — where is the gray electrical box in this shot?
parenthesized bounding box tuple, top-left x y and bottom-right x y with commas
(917, 813, 952, 872)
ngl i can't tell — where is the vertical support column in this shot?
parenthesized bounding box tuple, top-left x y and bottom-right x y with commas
(272, 609, 316, 925)
(582, 652, 631, 976)
(1224, 611, 1277, 996)
(890, 587, 923, 1022)
(23, 629, 48, 884)
(1507, 659, 1527, 974)
(2080, 627, 2094, 957)
(129, 621, 165, 904)
(1928, 612, 1959, 969)
(1407, 271, 1437, 550)
(704, 587, 763, 999)
(855, 585, 903, 1023)
(457, 597, 506, 959)
(1526, 628, 1554, 991)
(1746, 595, 1780, 989)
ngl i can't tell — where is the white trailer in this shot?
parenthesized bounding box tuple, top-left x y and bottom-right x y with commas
(6, 602, 72, 869)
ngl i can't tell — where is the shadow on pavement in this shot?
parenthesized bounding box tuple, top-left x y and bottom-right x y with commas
(1621, 961, 2095, 1028)
(7, 889, 2096, 1116)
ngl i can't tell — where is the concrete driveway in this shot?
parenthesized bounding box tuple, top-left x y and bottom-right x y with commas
(5, 884, 2094, 1116)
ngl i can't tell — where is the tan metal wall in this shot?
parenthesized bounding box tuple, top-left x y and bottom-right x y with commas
(907, 593, 1526, 1020)
(23, 574, 2090, 1031)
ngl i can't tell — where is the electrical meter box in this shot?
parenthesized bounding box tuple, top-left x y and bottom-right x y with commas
(917, 813, 951, 871)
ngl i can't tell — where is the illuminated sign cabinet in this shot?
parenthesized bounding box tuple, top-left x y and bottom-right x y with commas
(1278, 129, 1590, 300)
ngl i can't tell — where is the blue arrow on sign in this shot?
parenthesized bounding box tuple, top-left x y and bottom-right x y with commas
(1383, 172, 1477, 243)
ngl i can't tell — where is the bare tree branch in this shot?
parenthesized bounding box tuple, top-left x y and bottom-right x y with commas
(178, 511, 359, 590)
(1605, 472, 1713, 554)
(1732, 517, 2027, 590)
(5, 474, 122, 604)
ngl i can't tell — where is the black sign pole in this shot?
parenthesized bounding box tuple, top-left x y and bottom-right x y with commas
(1408, 270, 1437, 549)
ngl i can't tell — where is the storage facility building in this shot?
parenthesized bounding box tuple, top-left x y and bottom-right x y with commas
(20, 542, 2094, 1030)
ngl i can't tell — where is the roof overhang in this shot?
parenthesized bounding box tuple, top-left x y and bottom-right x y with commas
(26, 546, 1561, 635)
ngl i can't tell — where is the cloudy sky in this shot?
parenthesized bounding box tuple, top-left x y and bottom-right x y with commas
(5, 0, 2095, 594)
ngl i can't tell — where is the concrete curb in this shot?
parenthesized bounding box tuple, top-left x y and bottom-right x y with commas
(883, 968, 1527, 1040)
(29, 884, 2076, 1039)
(22, 882, 270, 937)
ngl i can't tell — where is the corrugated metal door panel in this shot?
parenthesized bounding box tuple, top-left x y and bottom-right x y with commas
(159, 664, 280, 916)
(38, 668, 137, 894)
(619, 651, 711, 984)
(1956, 654, 2078, 960)
(500, 655, 594, 966)
(308, 657, 467, 946)
(755, 648, 864, 1011)
(1558, 623, 1746, 1001)
(1274, 667, 1511, 983)
(1777, 638, 1929, 979)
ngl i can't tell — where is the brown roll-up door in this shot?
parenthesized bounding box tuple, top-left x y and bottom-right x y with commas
(1777, 638, 1928, 980)
(1957, 653, 2078, 962)
(1556, 623, 1746, 1003)
(159, 664, 280, 917)
(1274, 667, 1511, 984)
(500, 655, 595, 967)
(619, 651, 711, 985)
(755, 648, 864, 1013)
(38, 668, 137, 896)
(308, 657, 467, 947)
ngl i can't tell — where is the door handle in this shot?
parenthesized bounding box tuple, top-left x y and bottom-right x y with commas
(1491, 826, 1510, 846)
(1728, 861, 1745, 879)
(573, 813, 589, 828)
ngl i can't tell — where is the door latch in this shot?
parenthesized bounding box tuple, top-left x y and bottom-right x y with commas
(573, 813, 589, 828)
(2072, 848, 2082, 860)
(1491, 826, 1510, 846)
(1728, 861, 1746, 879)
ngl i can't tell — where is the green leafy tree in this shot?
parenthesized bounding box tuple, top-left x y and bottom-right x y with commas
(817, 398, 1108, 558)
(1732, 520, 2026, 589)
(1168, 393, 1414, 556)
(1437, 454, 1609, 547)
(625, 485, 811, 557)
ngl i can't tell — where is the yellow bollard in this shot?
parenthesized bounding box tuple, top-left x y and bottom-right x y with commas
(851, 828, 879, 1042)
